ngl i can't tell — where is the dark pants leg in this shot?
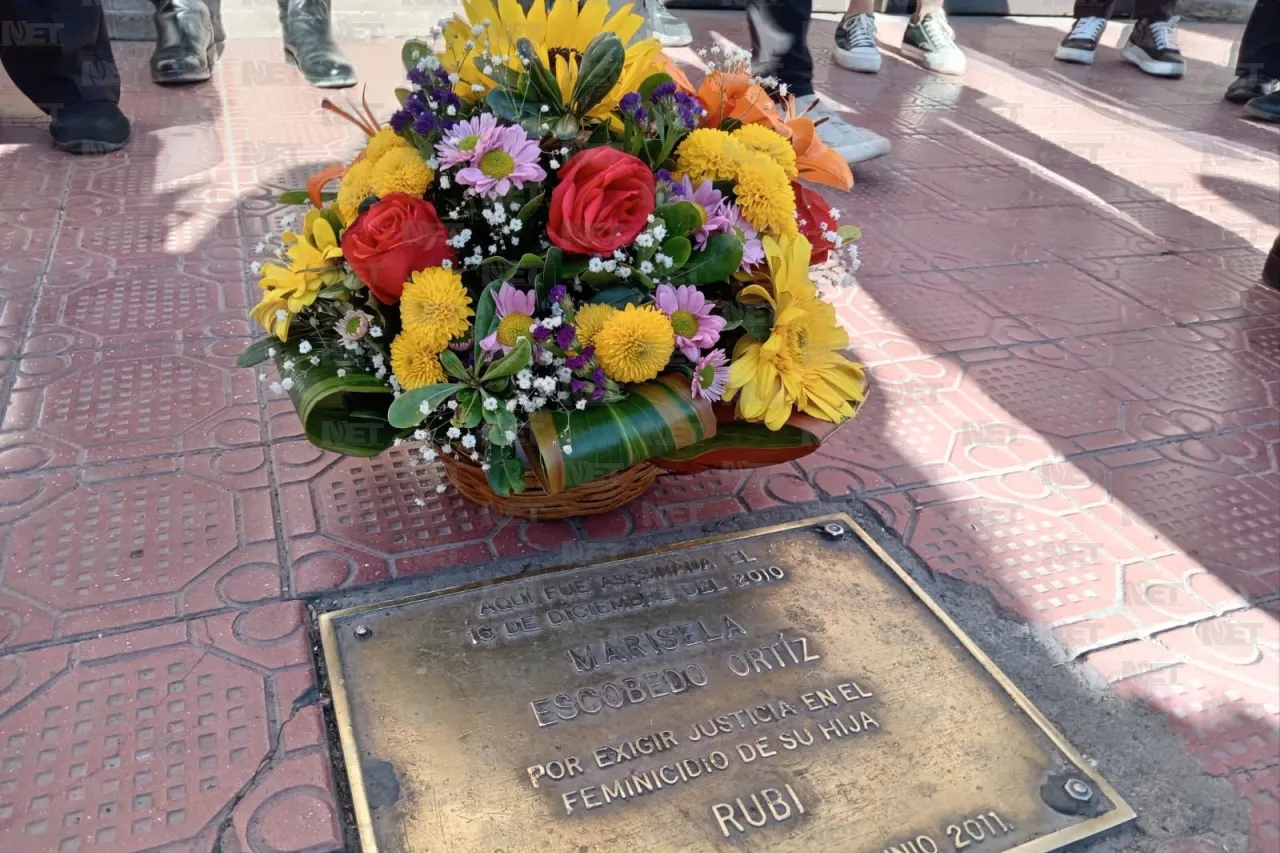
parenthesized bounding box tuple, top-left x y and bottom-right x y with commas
(1071, 0, 1176, 18)
(0, 0, 120, 114)
(1237, 0, 1280, 79)
(747, 0, 814, 98)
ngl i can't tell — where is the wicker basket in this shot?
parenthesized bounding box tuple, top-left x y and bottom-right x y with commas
(440, 455, 659, 519)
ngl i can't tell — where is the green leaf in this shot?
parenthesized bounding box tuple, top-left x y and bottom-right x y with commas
(488, 422, 515, 447)
(525, 375, 715, 494)
(486, 88, 528, 123)
(719, 117, 743, 133)
(588, 286, 644, 308)
(277, 190, 324, 205)
(661, 236, 691, 269)
(402, 40, 432, 71)
(542, 247, 563, 291)
(638, 72, 674, 102)
(653, 422, 824, 473)
(837, 224, 862, 242)
(237, 338, 279, 368)
(518, 192, 545, 225)
(475, 56, 521, 91)
(277, 346, 402, 456)
(739, 303, 775, 341)
(483, 404, 517, 432)
(571, 33, 624, 114)
(394, 87, 411, 106)
(552, 113, 580, 140)
(439, 348, 472, 382)
(677, 232, 743, 285)
(482, 336, 533, 382)
(472, 281, 500, 360)
(484, 445, 526, 497)
(516, 38, 564, 110)
(588, 121, 613, 145)
(387, 383, 463, 428)
(653, 201, 703, 239)
(454, 388, 484, 429)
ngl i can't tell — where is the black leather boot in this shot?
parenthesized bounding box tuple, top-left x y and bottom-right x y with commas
(150, 0, 224, 84)
(279, 0, 357, 89)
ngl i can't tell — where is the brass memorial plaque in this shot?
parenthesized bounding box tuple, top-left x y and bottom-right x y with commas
(322, 514, 1134, 853)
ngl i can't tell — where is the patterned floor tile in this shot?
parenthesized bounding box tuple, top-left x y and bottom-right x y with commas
(0, 450, 280, 650)
(1, 342, 262, 467)
(1073, 253, 1280, 325)
(0, 601, 342, 853)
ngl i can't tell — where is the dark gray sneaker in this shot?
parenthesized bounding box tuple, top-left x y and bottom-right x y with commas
(1054, 16, 1107, 65)
(902, 9, 966, 76)
(50, 102, 131, 155)
(1121, 17, 1185, 78)
(1225, 74, 1280, 104)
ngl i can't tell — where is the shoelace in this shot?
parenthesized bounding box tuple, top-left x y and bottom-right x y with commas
(919, 10, 956, 47)
(1067, 16, 1106, 42)
(840, 14, 878, 49)
(1148, 16, 1181, 51)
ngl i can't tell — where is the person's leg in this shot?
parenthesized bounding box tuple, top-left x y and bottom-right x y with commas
(833, 0, 880, 74)
(1054, 0, 1117, 65)
(279, 0, 357, 88)
(1121, 0, 1184, 78)
(1227, 0, 1280, 102)
(901, 0, 967, 75)
(0, 0, 129, 152)
(150, 0, 220, 84)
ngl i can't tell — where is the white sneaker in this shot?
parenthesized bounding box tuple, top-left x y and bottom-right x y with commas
(794, 94, 890, 165)
(834, 13, 882, 74)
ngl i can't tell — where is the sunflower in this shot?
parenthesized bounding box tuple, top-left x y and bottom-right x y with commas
(363, 126, 411, 163)
(283, 208, 345, 288)
(249, 291, 292, 342)
(574, 303, 617, 346)
(441, 0, 662, 125)
(400, 268, 474, 349)
(733, 124, 798, 180)
(675, 128, 747, 185)
(391, 327, 448, 390)
(370, 146, 434, 198)
(732, 153, 798, 237)
(724, 236, 865, 429)
(594, 304, 675, 384)
(336, 157, 377, 225)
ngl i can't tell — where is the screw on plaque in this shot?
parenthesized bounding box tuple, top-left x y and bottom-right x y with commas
(354, 625, 373, 640)
(1064, 778, 1094, 802)
(820, 523, 845, 540)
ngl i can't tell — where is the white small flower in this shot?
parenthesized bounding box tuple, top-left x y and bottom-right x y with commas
(310, 356, 320, 365)
(439, 175, 451, 190)
(557, 390, 569, 401)
(448, 73, 460, 84)
(447, 399, 458, 410)
(422, 448, 438, 461)
(336, 368, 346, 377)
(588, 257, 604, 273)
(549, 159, 560, 169)
(370, 326, 383, 338)
(446, 426, 462, 439)
(436, 483, 448, 493)
(413, 429, 428, 441)
(464, 38, 475, 49)
(282, 359, 294, 371)
(267, 347, 277, 357)
(440, 444, 453, 455)
(562, 444, 573, 455)
(414, 497, 426, 507)
(576, 399, 587, 410)
(646, 214, 655, 223)
(829, 207, 840, 220)
(280, 377, 294, 390)
(616, 266, 632, 279)
(250, 262, 262, 274)
(441, 259, 453, 269)
(462, 434, 477, 449)
(269, 382, 283, 394)
(656, 253, 674, 268)
(540, 104, 550, 113)
(779, 82, 789, 97)
(506, 399, 519, 412)
(634, 233, 654, 248)
(393, 437, 404, 447)
(481, 462, 491, 471)
(483, 396, 499, 411)
(639, 260, 654, 274)
(652, 224, 667, 241)
(602, 259, 618, 272)
(275, 309, 288, 323)
(419, 401, 433, 414)
(504, 430, 517, 442)
(446, 105, 457, 116)
(612, 249, 626, 261)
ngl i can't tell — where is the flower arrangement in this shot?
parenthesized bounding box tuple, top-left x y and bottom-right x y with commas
(240, 0, 867, 506)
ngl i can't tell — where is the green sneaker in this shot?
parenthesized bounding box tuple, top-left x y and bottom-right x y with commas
(902, 9, 967, 76)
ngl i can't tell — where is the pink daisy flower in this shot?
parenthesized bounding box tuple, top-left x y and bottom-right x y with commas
(456, 124, 546, 198)
(692, 349, 730, 402)
(721, 203, 765, 269)
(654, 283, 726, 361)
(673, 176, 726, 247)
(480, 282, 538, 354)
(436, 114, 499, 169)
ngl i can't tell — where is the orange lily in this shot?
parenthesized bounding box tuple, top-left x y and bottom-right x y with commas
(303, 86, 383, 207)
(777, 94, 853, 191)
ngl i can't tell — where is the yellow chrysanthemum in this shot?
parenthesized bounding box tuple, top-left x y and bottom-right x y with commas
(390, 327, 448, 390)
(574, 303, 617, 346)
(594, 304, 675, 384)
(336, 157, 377, 225)
(441, 0, 661, 125)
(675, 128, 748, 185)
(725, 236, 865, 430)
(370, 146, 434, 198)
(363, 126, 411, 164)
(733, 124, 798, 180)
(733, 153, 798, 237)
(400, 267, 474, 348)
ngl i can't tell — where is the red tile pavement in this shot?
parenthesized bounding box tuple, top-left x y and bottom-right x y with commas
(1, 13, 1277, 853)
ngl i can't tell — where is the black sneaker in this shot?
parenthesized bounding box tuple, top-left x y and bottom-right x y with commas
(1122, 17, 1185, 78)
(1225, 74, 1280, 104)
(1054, 16, 1107, 65)
(902, 9, 966, 76)
(50, 102, 131, 155)
(1265, 234, 1280, 290)
(1245, 90, 1280, 123)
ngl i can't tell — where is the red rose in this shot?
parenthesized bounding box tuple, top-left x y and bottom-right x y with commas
(792, 181, 839, 265)
(548, 147, 656, 256)
(341, 193, 455, 304)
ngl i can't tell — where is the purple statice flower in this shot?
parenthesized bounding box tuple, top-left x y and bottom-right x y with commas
(591, 367, 606, 386)
(691, 349, 730, 402)
(554, 325, 576, 350)
(619, 91, 643, 115)
(456, 124, 547, 198)
(654, 284, 726, 361)
(591, 384, 606, 402)
(565, 346, 594, 371)
(672, 92, 703, 129)
(389, 110, 412, 132)
(480, 282, 537, 354)
(549, 284, 567, 303)
(406, 67, 432, 88)
(532, 324, 552, 342)
(412, 112, 438, 137)
(648, 82, 677, 102)
(571, 378, 590, 394)
(436, 113, 499, 169)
